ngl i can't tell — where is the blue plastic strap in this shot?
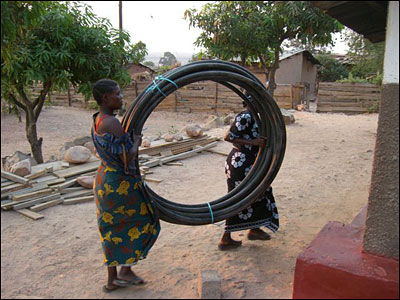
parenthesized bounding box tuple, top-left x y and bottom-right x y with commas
(145, 76, 178, 98)
(207, 202, 214, 224)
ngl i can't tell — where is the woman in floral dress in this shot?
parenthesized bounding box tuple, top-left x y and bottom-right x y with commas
(218, 94, 279, 250)
(91, 79, 160, 292)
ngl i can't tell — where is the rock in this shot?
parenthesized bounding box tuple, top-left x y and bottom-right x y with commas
(2, 151, 37, 171)
(173, 134, 183, 141)
(280, 108, 295, 125)
(72, 136, 92, 146)
(141, 139, 151, 147)
(58, 141, 75, 160)
(10, 159, 31, 177)
(77, 175, 95, 189)
(64, 146, 91, 164)
(162, 134, 175, 142)
(58, 136, 92, 160)
(83, 141, 95, 154)
(185, 125, 203, 138)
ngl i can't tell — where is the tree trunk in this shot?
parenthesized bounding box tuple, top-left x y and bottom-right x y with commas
(267, 48, 280, 97)
(25, 108, 44, 163)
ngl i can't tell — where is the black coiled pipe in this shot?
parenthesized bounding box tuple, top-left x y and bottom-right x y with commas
(121, 60, 286, 225)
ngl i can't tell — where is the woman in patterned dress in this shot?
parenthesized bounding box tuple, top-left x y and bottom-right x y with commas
(218, 94, 279, 250)
(91, 79, 160, 292)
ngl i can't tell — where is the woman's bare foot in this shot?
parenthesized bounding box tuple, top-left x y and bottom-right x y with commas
(218, 232, 242, 250)
(247, 228, 271, 240)
(119, 267, 145, 285)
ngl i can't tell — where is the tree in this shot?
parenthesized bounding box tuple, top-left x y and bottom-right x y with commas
(315, 53, 349, 82)
(185, 1, 343, 96)
(344, 28, 385, 79)
(1, 1, 148, 163)
(159, 52, 177, 66)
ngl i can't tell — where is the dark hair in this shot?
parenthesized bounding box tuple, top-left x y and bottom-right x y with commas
(92, 79, 119, 105)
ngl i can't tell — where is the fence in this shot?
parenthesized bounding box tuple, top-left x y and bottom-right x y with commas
(317, 82, 381, 114)
(26, 80, 306, 113)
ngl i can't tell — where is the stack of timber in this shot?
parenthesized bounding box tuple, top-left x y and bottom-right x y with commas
(1, 135, 219, 220)
(317, 82, 381, 114)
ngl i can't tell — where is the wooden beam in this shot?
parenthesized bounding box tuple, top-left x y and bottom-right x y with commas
(1, 170, 30, 184)
(30, 198, 63, 212)
(16, 209, 44, 220)
(12, 193, 61, 210)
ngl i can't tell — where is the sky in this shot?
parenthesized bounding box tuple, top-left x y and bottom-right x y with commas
(82, 1, 349, 64)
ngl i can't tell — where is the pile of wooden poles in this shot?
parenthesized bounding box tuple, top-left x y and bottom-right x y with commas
(1, 134, 221, 220)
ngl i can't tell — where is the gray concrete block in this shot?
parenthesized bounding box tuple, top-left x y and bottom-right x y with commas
(197, 269, 221, 299)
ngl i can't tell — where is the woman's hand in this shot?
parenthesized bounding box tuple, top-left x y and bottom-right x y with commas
(252, 136, 267, 148)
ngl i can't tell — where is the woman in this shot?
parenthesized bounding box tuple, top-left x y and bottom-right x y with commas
(91, 79, 160, 292)
(218, 93, 279, 250)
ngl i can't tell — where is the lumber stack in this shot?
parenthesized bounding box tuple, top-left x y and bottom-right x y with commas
(1, 135, 220, 220)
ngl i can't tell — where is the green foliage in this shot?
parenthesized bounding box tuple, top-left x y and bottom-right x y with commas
(143, 61, 155, 68)
(336, 72, 382, 85)
(315, 53, 349, 82)
(1, 1, 148, 163)
(184, 1, 343, 94)
(159, 52, 177, 66)
(344, 28, 385, 79)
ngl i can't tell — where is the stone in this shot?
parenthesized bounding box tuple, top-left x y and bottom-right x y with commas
(77, 175, 95, 189)
(185, 125, 203, 138)
(162, 134, 175, 142)
(173, 134, 183, 141)
(198, 270, 221, 299)
(2, 151, 36, 171)
(280, 108, 295, 125)
(64, 146, 91, 164)
(72, 136, 92, 146)
(223, 114, 236, 125)
(141, 139, 151, 147)
(10, 159, 31, 177)
(83, 141, 95, 154)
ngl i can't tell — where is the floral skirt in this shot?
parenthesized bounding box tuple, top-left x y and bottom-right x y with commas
(224, 149, 279, 233)
(94, 163, 160, 266)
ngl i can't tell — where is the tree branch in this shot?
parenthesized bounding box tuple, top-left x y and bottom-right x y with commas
(34, 80, 52, 121)
(7, 92, 27, 112)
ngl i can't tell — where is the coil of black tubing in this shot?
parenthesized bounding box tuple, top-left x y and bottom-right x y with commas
(121, 60, 286, 226)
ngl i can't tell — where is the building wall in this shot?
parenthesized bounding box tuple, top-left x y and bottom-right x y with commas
(363, 0, 399, 259)
(300, 58, 318, 101)
(275, 54, 303, 86)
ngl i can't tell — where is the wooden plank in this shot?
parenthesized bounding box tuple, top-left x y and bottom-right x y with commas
(1, 170, 30, 184)
(63, 195, 94, 205)
(1, 182, 31, 196)
(24, 168, 47, 180)
(30, 198, 64, 212)
(165, 162, 184, 166)
(16, 209, 44, 220)
(145, 177, 163, 183)
(13, 193, 61, 210)
(1, 181, 15, 188)
(63, 189, 93, 199)
(142, 141, 217, 168)
(12, 188, 53, 202)
(205, 148, 230, 156)
(54, 178, 78, 191)
(59, 187, 86, 194)
(53, 160, 100, 178)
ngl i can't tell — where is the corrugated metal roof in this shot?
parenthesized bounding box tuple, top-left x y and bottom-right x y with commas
(280, 50, 321, 65)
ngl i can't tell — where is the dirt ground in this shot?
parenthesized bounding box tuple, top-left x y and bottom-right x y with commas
(1, 106, 378, 299)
